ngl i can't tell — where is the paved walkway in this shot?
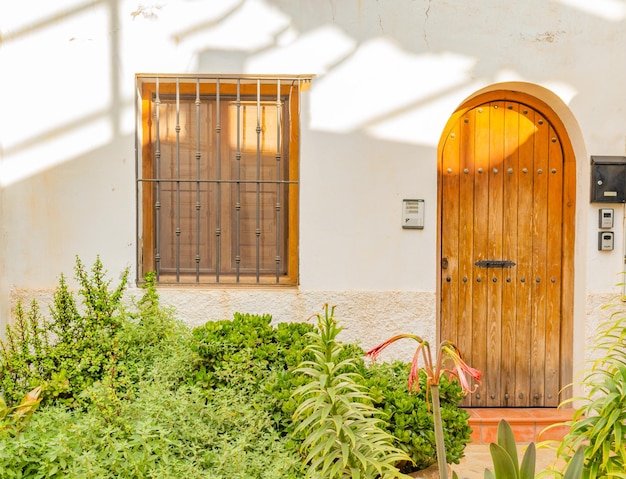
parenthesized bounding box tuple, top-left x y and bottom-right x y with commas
(411, 443, 562, 479)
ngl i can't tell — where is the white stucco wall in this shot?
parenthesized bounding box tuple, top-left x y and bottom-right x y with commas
(2, 0, 626, 374)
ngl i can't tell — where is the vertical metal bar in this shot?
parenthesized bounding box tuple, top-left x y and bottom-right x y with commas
(255, 79, 261, 282)
(135, 77, 140, 283)
(195, 79, 201, 282)
(235, 80, 242, 282)
(154, 77, 161, 281)
(175, 78, 181, 282)
(215, 79, 222, 283)
(275, 79, 281, 283)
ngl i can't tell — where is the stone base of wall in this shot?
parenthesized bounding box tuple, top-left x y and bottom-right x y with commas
(7, 287, 437, 363)
(6, 288, 625, 368)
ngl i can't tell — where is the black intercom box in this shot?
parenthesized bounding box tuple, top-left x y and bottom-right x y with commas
(591, 156, 626, 203)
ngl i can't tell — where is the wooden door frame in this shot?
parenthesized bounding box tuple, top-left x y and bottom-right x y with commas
(436, 89, 576, 402)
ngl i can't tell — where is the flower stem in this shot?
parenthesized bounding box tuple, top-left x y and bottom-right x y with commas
(430, 384, 449, 479)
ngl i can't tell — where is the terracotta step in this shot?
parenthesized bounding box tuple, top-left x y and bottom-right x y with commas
(465, 408, 575, 444)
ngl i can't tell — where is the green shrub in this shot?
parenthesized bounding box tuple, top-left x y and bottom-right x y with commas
(191, 313, 315, 385)
(0, 256, 128, 406)
(556, 299, 626, 479)
(191, 312, 316, 433)
(115, 271, 197, 392)
(0, 266, 302, 478)
(360, 361, 471, 473)
(191, 309, 472, 474)
(0, 384, 302, 478)
(0, 256, 475, 479)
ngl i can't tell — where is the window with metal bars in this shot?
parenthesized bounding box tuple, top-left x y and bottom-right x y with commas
(136, 75, 309, 285)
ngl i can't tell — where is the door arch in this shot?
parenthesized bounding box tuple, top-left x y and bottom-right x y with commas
(437, 90, 576, 407)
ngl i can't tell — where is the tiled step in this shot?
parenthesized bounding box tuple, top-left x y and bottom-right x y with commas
(465, 408, 576, 444)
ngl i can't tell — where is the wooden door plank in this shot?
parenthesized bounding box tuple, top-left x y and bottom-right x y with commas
(501, 102, 520, 405)
(514, 106, 535, 407)
(471, 104, 491, 407)
(441, 123, 461, 348)
(486, 102, 505, 406)
(545, 125, 563, 406)
(530, 111, 549, 406)
(458, 110, 476, 405)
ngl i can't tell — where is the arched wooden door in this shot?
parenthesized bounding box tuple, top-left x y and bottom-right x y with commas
(438, 92, 575, 407)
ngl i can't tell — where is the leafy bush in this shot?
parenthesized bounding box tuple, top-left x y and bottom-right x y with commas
(116, 272, 197, 392)
(0, 263, 301, 478)
(0, 383, 301, 478)
(191, 312, 316, 433)
(0, 256, 472, 477)
(191, 309, 472, 474)
(360, 361, 471, 472)
(556, 299, 626, 479)
(192, 312, 319, 378)
(0, 256, 129, 406)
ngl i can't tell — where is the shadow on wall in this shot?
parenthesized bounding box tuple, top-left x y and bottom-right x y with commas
(0, 0, 622, 320)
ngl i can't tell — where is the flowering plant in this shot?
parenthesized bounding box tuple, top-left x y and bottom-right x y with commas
(0, 385, 42, 434)
(367, 334, 481, 479)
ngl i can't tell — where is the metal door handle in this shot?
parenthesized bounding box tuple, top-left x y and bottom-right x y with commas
(474, 260, 516, 268)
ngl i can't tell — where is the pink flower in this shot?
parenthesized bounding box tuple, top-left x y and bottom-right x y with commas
(367, 334, 430, 393)
(367, 335, 481, 396)
(367, 332, 481, 479)
(405, 346, 420, 392)
(440, 343, 482, 394)
(366, 334, 424, 362)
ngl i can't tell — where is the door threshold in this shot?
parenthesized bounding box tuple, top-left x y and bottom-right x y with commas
(464, 407, 576, 444)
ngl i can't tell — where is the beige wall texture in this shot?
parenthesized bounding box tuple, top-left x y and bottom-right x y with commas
(3, 0, 626, 376)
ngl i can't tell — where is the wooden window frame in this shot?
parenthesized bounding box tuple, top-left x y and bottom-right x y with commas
(136, 75, 305, 286)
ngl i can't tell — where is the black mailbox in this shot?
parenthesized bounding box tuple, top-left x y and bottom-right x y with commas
(591, 156, 626, 203)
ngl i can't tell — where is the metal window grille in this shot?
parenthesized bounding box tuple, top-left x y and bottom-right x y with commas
(135, 75, 310, 285)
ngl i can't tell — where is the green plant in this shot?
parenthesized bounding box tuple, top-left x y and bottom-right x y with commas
(484, 419, 584, 479)
(0, 256, 129, 406)
(292, 304, 411, 479)
(554, 298, 626, 479)
(0, 300, 50, 402)
(191, 310, 472, 469)
(0, 386, 42, 435)
(0, 266, 303, 478)
(0, 383, 303, 478)
(116, 271, 195, 389)
(82, 270, 200, 423)
(360, 361, 471, 473)
(367, 334, 481, 479)
(191, 312, 316, 433)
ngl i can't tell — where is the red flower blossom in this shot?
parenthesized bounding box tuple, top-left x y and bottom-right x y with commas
(366, 335, 481, 395)
(441, 343, 482, 394)
(366, 331, 481, 479)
